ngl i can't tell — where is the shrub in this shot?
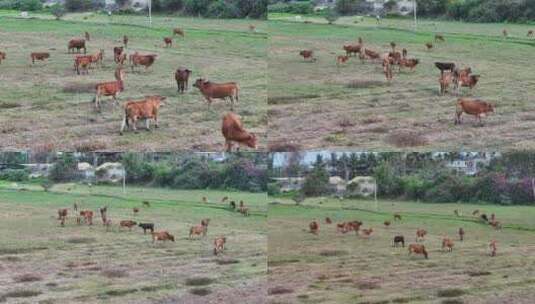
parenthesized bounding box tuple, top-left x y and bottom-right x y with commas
(49, 154, 77, 182)
(50, 4, 66, 20)
(0, 169, 29, 182)
(268, 1, 313, 14)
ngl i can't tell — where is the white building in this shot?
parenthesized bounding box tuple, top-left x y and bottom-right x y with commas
(366, 0, 415, 15)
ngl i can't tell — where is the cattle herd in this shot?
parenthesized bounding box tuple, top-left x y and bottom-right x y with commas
(308, 209, 503, 259)
(298, 31, 508, 126)
(0, 26, 258, 151)
(56, 197, 252, 255)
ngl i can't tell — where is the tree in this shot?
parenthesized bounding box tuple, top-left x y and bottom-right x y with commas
(384, 0, 398, 13)
(50, 4, 66, 20)
(324, 8, 339, 25)
(302, 155, 330, 197)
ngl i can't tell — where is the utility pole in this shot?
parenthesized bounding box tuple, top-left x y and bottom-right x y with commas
(413, 0, 417, 31)
(148, 0, 152, 26)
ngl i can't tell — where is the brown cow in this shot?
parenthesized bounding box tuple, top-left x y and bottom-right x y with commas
(439, 71, 454, 95)
(89, 49, 104, 68)
(120, 220, 137, 231)
(123, 35, 129, 48)
(30, 52, 50, 64)
(325, 217, 332, 224)
(130, 53, 157, 72)
(173, 28, 185, 37)
(384, 220, 391, 227)
(133, 207, 139, 215)
(120, 95, 166, 135)
(364, 49, 380, 61)
(399, 58, 419, 72)
(394, 213, 401, 221)
(360, 228, 373, 237)
(502, 29, 508, 38)
(299, 50, 316, 61)
(343, 44, 361, 57)
(80, 210, 93, 225)
(0, 51, 5, 64)
(113, 46, 124, 63)
(68, 39, 86, 54)
(457, 74, 480, 94)
(383, 58, 393, 81)
(435, 34, 445, 42)
(309, 221, 319, 234)
(213, 236, 226, 255)
(221, 112, 257, 152)
(175, 68, 192, 93)
(442, 238, 454, 252)
(249, 24, 256, 32)
(416, 228, 427, 242)
(85, 31, 90, 41)
(163, 37, 172, 47)
(489, 240, 497, 256)
(455, 98, 494, 126)
(388, 51, 402, 65)
(190, 219, 210, 239)
(459, 227, 465, 241)
(490, 220, 502, 230)
(425, 42, 433, 51)
(74, 55, 91, 75)
(94, 67, 126, 110)
(408, 244, 428, 259)
(58, 208, 68, 227)
(238, 206, 249, 216)
(528, 30, 534, 38)
(336, 55, 349, 67)
(194, 79, 239, 108)
(152, 231, 175, 243)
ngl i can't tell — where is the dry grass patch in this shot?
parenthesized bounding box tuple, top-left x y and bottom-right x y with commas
(103, 288, 138, 297)
(268, 286, 294, 295)
(66, 237, 96, 244)
(268, 141, 301, 152)
(347, 80, 386, 89)
(14, 273, 43, 283)
(437, 289, 467, 298)
(268, 95, 320, 105)
(385, 131, 428, 147)
(62, 82, 97, 93)
(319, 250, 348, 257)
(466, 270, 491, 277)
(185, 277, 214, 286)
(101, 269, 129, 278)
(268, 259, 300, 267)
(0, 101, 20, 109)
(361, 115, 385, 124)
(189, 288, 212, 296)
(74, 141, 107, 152)
(356, 280, 381, 290)
(1, 289, 42, 301)
(0, 247, 48, 255)
(215, 258, 240, 265)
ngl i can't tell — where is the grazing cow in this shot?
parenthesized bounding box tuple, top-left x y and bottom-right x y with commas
(390, 41, 396, 52)
(388, 51, 402, 65)
(238, 206, 249, 216)
(472, 209, 480, 216)
(384, 220, 391, 227)
(435, 62, 456, 77)
(202, 196, 208, 203)
(435, 34, 445, 42)
(68, 39, 86, 54)
(399, 58, 419, 72)
(489, 240, 497, 257)
(528, 30, 534, 38)
(104, 219, 112, 231)
(85, 31, 90, 41)
(113, 46, 124, 63)
(133, 207, 139, 215)
(299, 50, 316, 61)
(325, 217, 332, 224)
(190, 219, 209, 238)
(173, 28, 185, 37)
(163, 37, 172, 47)
(30, 52, 50, 64)
(439, 71, 454, 95)
(143, 201, 151, 207)
(416, 229, 427, 242)
(457, 73, 480, 94)
(120, 95, 165, 135)
(213, 236, 226, 255)
(442, 238, 454, 252)
(490, 220, 502, 230)
(80, 210, 93, 225)
(364, 49, 380, 61)
(502, 29, 508, 38)
(138, 223, 155, 234)
(221, 112, 257, 152)
(123, 35, 129, 48)
(130, 53, 157, 72)
(74, 55, 91, 75)
(193, 79, 239, 108)
(116, 53, 127, 65)
(394, 213, 401, 221)
(0, 51, 6, 64)
(454, 209, 460, 217)
(175, 68, 192, 93)
(249, 24, 256, 32)
(99, 206, 107, 225)
(336, 55, 349, 67)
(89, 49, 104, 68)
(393, 235, 405, 247)
(309, 221, 319, 234)
(221, 196, 229, 203)
(229, 201, 236, 210)
(360, 228, 373, 237)
(152, 231, 175, 243)
(73, 202, 78, 211)
(382, 58, 393, 81)
(120, 220, 137, 231)
(402, 48, 407, 59)
(459, 228, 465, 241)
(58, 209, 68, 227)
(425, 42, 433, 50)
(481, 213, 489, 222)
(336, 222, 346, 233)
(343, 44, 361, 57)
(93, 67, 126, 110)
(455, 98, 494, 126)
(409, 244, 428, 259)
(490, 213, 495, 222)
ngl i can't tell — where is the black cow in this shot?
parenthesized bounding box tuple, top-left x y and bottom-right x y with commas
(138, 223, 155, 234)
(393, 235, 405, 247)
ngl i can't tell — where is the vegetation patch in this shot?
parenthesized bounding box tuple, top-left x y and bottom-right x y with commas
(216, 258, 240, 265)
(189, 288, 212, 296)
(356, 280, 381, 290)
(0, 247, 47, 255)
(1, 256, 21, 262)
(14, 273, 43, 283)
(268, 94, 320, 105)
(386, 131, 428, 147)
(139, 284, 175, 292)
(2, 289, 42, 299)
(441, 300, 464, 304)
(74, 141, 107, 152)
(437, 289, 467, 298)
(185, 277, 214, 287)
(101, 269, 129, 278)
(268, 286, 294, 295)
(0, 102, 20, 109)
(66, 237, 96, 244)
(347, 80, 386, 89)
(104, 288, 138, 297)
(466, 270, 491, 277)
(268, 259, 300, 267)
(319, 250, 348, 257)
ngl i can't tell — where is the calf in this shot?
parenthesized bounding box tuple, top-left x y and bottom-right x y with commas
(120, 95, 165, 135)
(299, 50, 316, 61)
(163, 37, 172, 47)
(94, 67, 126, 110)
(325, 217, 332, 224)
(528, 30, 534, 38)
(442, 238, 454, 252)
(58, 208, 68, 227)
(394, 213, 402, 221)
(408, 244, 428, 259)
(30, 52, 50, 64)
(120, 220, 137, 231)
(221, 112, 257, 152)
(425, 42, 433, 50)
(399, 58, 419, 72)
(360, 228, 373, 237)
(138, 223, 155, 234)
(393, 235, 405, 247)
(384, 220, 391, 227)
(133, 207, 139, 215)
(113, 46, 124, 63)
(336, 55, 349, 67)
(74, 55, 91, 75)
(189, 219, 209, 238)
(229, 201, 236, 210)
(455, 98, 494, 126)
(68, 39, 86, 54)
(343, 44, 361, 57)
(131, 53, 157, 71)
(489, 240, 497, 257)
(152, 231, 175, 243)
(173, 28, 185, 37)
(439, 71, 454, 95)
(238, 206, 249, 216)
(309, 221, 319, 235)
(0, 51, 5, 64)
(85, 31, 90, 41)
(416, 228, 427, 242)
(459, 227, 465, 241)
(175, 68, 192, 93)
(80, 210, 93, 225)
(194, 79, 239, 108)
(213, 236, 226, 255)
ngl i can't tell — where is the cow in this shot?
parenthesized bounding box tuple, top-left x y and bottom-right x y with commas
(383, 58, 393, 81)
(455, 98, 494, 126)
(249, 24, 256, 32)
(120, 95, 166, 135)
(439, 71, 454, 95)
(221, 196, 229, 203)
(502, 29, 508, 38)
(238, 206, 249, 216)
(130, 53, 157, 72)
(133, 207, 139, 215)
(85, 31, 90, 41)
(89, 49, 104, 68)
(68, 39, 86, 54)
(229, 201, 236, 210)
(173, 28, 185, 37)
(435, 34, 445, 42)
(30, 52, 50, 64)
(163, 37, 172, 48)
(472, 209, 480, 216)
(490, 220, 502, 230)
(454, 209, 460, 217)
(457, 74, 480, 94)
(73, 202, 78, 211)
(360, 228, 373, 237)
(416, 228, 427, 242)
(189, 219, 209, 239)
(0, 51, 6, 64)
(336, 55, 349, 67)
(489, 240, 497, 256)
(123, 35, 129, 48)
(58, 208, 68, 227)
(80, 210, 93, 225)
(399, 58, 419, 72)
(425, 42, 433, 51)
(202, 196, 208, 203)
(213, 236, 226, 255)
(343, 44, 361, 57)
(120, 220, 137, 231)
(113, 46, 124, 63)
(442, 238, 454, 252)
(384, 220, 391, 227)
(408, 244, 428, 259)
(193, 79, 239, 109)
(152, 231, 175, 243)
(388, 51, 402, 65)
(93, 67, 126, 110)
(74, 55, 91, 75)
(138, 223, 154, 234)
(528, 30, 534, 38)
(99, 206, 107, 225)
(459, 228, 465, 241)
(221, 112, 257, 152)
(402, 48, 407, 59)
(117, 53, 127, 65)
(299, 50, 316, 61)
(175, 68, 192, 93)
(325, 217, 332, 224)
(393, 235, 405, 247)
(435, 62, 456, 77)
(364, 49, 380, 62)
(143, 201, 151, 207)
(394, 213, 402, 221)
(481, 213, 489, 222)
(309, 221, 319, 234)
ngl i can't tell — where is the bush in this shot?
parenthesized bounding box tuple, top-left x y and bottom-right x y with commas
(302, 165, 330, 197)
(49, 154, 77, 182)
(207, 0, 241, 18)
(0, 0, 41, 11)
(268, 1, 313, 14)
(323, 8, 339, 24)
(267, 182, 280, 196)
(50, 4, 66, 20)
(0, 169, 29, 182)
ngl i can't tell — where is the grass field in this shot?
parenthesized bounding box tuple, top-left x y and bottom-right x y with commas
(267, 15, 535, 151)
(0, 182, 267, 303)
(268, 197, 535, 304)
(0, 12, 267, 151)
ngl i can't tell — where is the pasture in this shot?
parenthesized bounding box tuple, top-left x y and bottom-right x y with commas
(268, 15, 535, 151)
(268, 197, 535, 303)
(0, 12, 267, 151)
(0, 182, 267, 303)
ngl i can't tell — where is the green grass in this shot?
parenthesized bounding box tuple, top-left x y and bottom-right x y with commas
(0, 182, 267, 303)
(268, 197, 535, 303)
(0, 13, 267, 151)
(267, 15, 535, 151)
